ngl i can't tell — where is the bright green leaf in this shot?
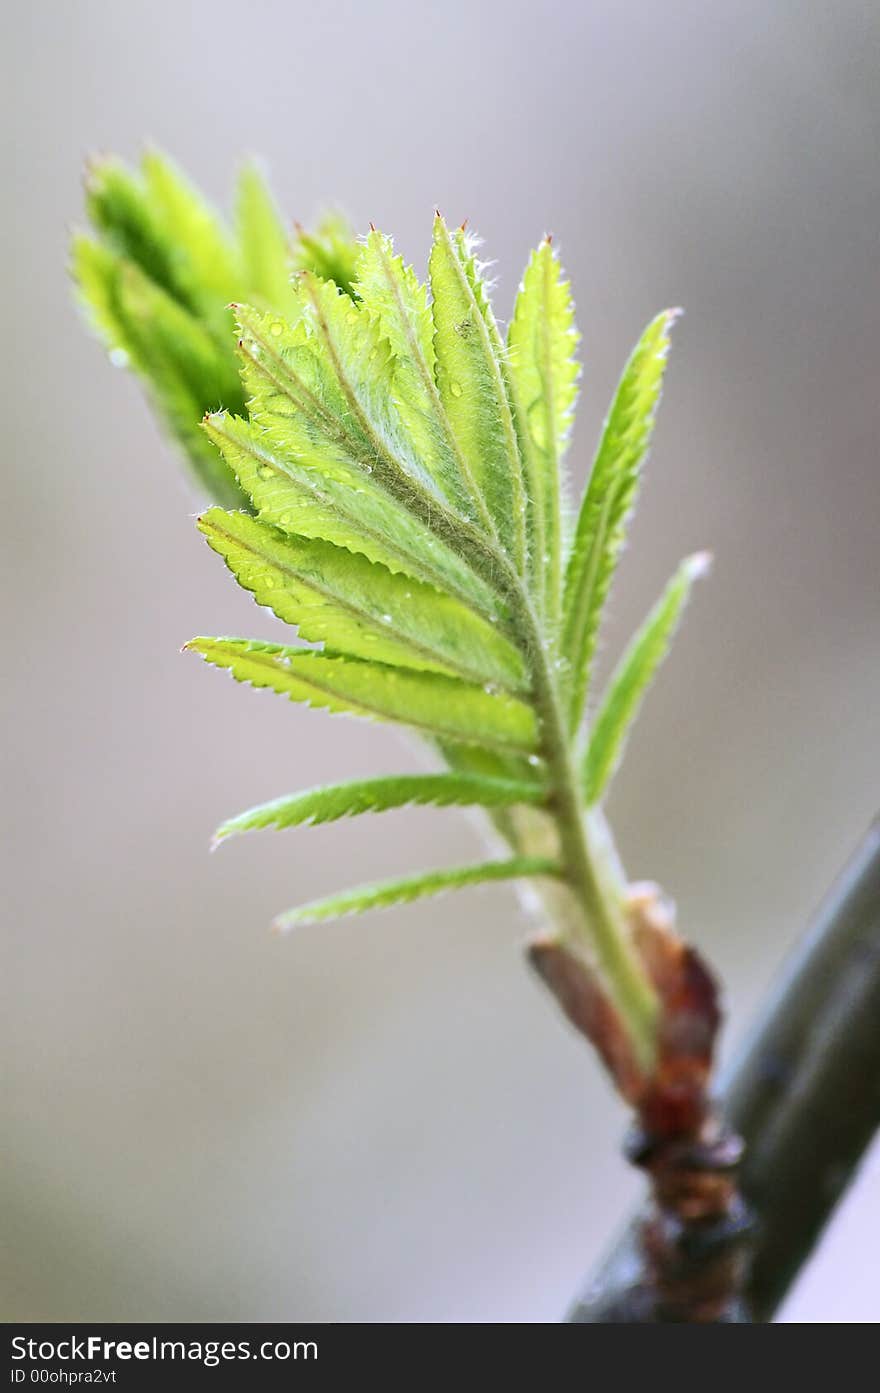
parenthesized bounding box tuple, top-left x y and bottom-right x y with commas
(562, 309, 679, 731)
(141, 149, 242, 325)
(508, 239, 580, 621)
(354, 230, 491, 524)
(214, 771, 546, 844)
(228, 304, 503, 615)
(198, 508, 527, 690)
(73, 241, 247, 508)
(272, 855, 561, 931)
(293, 212, 359, 297)
(582, 552, 710, 804)
(235, 162, 298, 320)
(429, 216, 527, 567)
(185, 639, 539, 752)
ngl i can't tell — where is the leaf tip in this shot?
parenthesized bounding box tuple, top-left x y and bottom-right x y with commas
(685, 550, 713, 581)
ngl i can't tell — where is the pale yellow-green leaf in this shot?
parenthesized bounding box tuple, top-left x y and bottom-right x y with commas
(186, 639, 539, 752)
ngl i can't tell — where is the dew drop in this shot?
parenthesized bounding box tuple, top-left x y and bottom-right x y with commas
(270, 321, 284, 337)
(382, 613, 393, 624)
(450, 381, 463, 398)
(527, 754, 542, 767)
(109, 347, 129, 368)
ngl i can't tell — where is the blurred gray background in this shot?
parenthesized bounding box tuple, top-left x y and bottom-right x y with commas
(3, 0, 879, 1322)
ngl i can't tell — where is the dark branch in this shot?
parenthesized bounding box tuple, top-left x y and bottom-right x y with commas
(725, 815, 880, 1319)
(569, 817, 880, 1322)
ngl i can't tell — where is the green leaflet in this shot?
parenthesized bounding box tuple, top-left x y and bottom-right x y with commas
(293, 212, 359, 297)
(508, 240, 580, 623)
(354, 230, 490, 524)
(185, 639, 539, 752)
(429, 217, 527, 567)
(213, 771, 546, 843)
(198, 508, 527, 690)
(203, 410, 429, 579)
(562, 309, 679, 732)
(72, 239, 247, 508)
(76, 152, 366, 514)
(140, 150, 243, 328)
(227, 305, 503, 616)
(296, 272, 447, 503)
(583, 553, 710, 805)
(272, 856, 561, 931)
(83, 157, 181, 300)
(235, 163, 299, 321)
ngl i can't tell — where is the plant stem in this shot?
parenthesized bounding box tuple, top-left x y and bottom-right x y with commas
(518, 593, 660, 1068)
(568, 816, 880, 1322)
(373, 470, 661, 1071)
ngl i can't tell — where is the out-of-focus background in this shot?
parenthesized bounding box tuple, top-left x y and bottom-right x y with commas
(3, 0, 878, 1323)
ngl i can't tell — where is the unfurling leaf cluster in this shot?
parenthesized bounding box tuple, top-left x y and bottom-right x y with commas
(75, 153, 708, 1061)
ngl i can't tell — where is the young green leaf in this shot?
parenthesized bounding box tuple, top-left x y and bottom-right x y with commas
(185, 639, 539, 752)
(429, 216, 527, 567)
(235, 162, 299, 320)
(582, 552, 710, 805)
(228, 305, 503, 615)
(83, 156, 182, 305)
(198, 508, 527, 690)
(72, 241, 247, 508)
(141, 149, 242, 326)
(293, 212, 359, 297)
(354, 230, 491, 524)
(213, 771, 546, 844)
(562, 309, 679, 732)
(203, 411, 420, 573)
(296, 271, 451, 504)
(508, 240, 580, 622)
(272, 856, 561, 932)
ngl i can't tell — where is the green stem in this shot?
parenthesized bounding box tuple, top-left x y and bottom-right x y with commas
(516, 590, 660, 1067)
